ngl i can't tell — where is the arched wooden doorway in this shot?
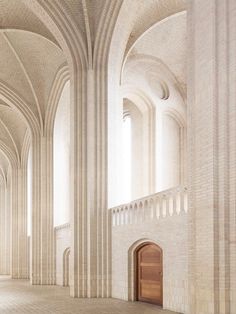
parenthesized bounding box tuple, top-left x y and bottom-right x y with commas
(136, 243, 163, 306)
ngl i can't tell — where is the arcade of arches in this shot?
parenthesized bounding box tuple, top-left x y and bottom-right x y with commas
(0, 1, 235, 314)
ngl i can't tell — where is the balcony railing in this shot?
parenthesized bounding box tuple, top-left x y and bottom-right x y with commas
(110, 186, 188, 226)
(54, 222, 70, 231)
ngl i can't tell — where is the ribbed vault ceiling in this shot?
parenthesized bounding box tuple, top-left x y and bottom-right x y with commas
(0, 0, 187, 174)
(0, 30, 66, 121)
(0, 0, 68, 171)
(0, 0, 59, 45)
(129, 11, 186, 89)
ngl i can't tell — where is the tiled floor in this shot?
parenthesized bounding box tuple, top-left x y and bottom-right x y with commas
(0, 276, 179, 314)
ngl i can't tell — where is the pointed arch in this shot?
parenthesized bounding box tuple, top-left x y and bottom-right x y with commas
(44, 65, 70, 137)
(0, 140, 18, 170)
(0, 81, 40, 137)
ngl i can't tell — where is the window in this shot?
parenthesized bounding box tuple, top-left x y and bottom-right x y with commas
(122, 114, 131, 203)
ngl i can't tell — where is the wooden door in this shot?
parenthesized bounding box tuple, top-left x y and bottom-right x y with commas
(136, 243, 163, 305)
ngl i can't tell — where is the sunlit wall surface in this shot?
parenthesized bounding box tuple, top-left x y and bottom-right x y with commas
(53, 81, 70, 226)
(162, 114, 180, 189)
(122, 115, 131, 203)
(27, 146, 32, 236)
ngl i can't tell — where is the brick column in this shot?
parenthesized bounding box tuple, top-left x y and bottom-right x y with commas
(188, 0, 236, 313)
(11, 167, 28, 279)
(31, 135, 54, 284)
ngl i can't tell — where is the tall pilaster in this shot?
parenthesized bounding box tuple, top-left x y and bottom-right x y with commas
(188, 0, 235, 313)
(70, 65, 111, 297)
(0, 179, 10, 274)
(11, 167, 28, 279)
(31, 135, 54, 284)
(228, 2, 236, 312)
(86, 68, 111, 297)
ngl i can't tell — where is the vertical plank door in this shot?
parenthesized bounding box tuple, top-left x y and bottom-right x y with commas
(137, 243, 163, 305)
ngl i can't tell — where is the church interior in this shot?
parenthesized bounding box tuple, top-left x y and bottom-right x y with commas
(0, 1, 235, 314)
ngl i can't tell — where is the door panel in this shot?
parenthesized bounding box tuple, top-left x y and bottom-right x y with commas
(137, 243, 163, 305)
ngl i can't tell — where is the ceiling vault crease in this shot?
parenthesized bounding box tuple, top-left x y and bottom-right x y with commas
(0, 117, 20, 163)
(2, 31, 43, 130)
(82, 0, 93, 68)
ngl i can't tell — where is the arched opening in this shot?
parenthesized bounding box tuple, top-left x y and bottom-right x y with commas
(53, 80, 70, 227)
(27, 146, 32, 237)
(135, 242, 163, 306)
(122, 112, 131, 203)
(161, 113, 182, 190)
(27, 145, 32, 279)
(63, 247, 70, 287)
(0, 152, 10, 276)
(122, 96, 155, 202)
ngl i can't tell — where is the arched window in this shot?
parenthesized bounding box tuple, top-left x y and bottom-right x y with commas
(27, 146, 32, 236)
(122, 112, 131, 203)
(161, 113, 182, 190)
(53, 81, 70, 226)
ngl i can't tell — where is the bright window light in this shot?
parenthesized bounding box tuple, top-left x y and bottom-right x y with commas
(122, 115, 131, 203)
(27, 146, 32, 236)
(53, 81, 70, 227)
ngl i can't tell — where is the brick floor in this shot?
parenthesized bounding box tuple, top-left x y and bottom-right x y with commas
(0, 276, 180, 314)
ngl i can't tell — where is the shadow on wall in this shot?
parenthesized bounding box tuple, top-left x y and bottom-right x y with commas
(63, 247, 70, 287)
